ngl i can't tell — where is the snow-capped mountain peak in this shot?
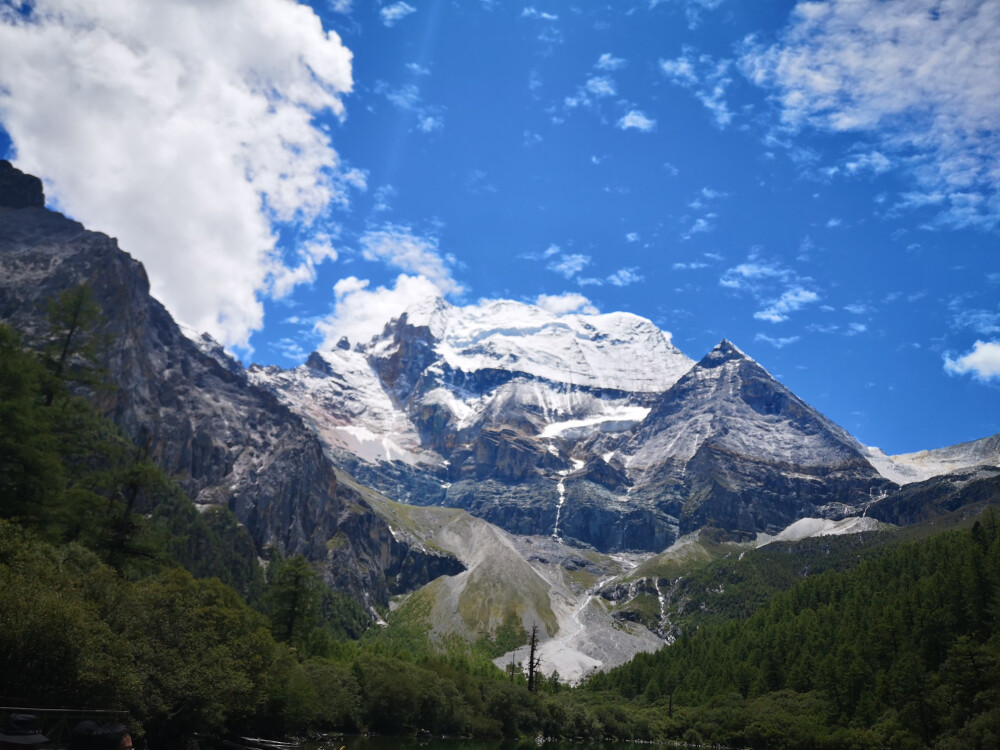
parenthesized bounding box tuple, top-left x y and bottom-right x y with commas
(360, 297, 692, 394)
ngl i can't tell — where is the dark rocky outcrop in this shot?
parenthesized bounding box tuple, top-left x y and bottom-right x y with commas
(867, 467, 1000, 525)
(0, 160, 45, 208)
(619, 340, 895, 539)
(0, 163, 447, 606)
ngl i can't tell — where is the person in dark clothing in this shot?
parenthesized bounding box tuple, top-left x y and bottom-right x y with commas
(67, 721, 102, 750)
(93, 723, 133, 750)
(68, 721, 134, 750)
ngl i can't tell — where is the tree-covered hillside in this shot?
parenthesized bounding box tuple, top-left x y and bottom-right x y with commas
(3, 289, 1000, 749)
(587, 516, 1000, 748)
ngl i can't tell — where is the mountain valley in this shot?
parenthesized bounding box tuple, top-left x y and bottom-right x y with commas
(2, 158, 1000, 683)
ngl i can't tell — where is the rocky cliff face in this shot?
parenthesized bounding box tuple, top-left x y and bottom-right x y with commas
(249, 297, 696, 551)
(609, 340, 895, 538)
(0, 161, 453, 605)
(252, 313, 908, 552)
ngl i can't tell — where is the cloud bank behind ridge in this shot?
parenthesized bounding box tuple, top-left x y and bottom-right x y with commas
(0, 0, 356, 350)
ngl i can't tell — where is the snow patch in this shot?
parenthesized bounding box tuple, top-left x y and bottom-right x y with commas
(755, 516, 887, 546)
(539, 406, 651, 439)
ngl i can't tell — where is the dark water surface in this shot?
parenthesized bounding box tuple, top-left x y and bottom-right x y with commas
(305, 737, 647, 750)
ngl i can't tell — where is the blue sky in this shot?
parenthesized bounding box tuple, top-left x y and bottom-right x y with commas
(1, 0, 998, 455)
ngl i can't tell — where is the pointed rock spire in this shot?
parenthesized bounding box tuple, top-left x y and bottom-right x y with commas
(698, 338, 751, 368)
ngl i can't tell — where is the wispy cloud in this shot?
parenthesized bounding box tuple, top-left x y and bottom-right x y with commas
(740, 0, 1000, 229)
(585, 76, 617, 98)
(755, 333, 800, 348)
(651, 0, 727, 30)
(949, 297, 1000, 336)
(375, 81, 444, 133)
(595, 53, 627, 71)
(682, 187, 728, 239)
(754, 287, 820, 323)
(380, 1, 417, 27)
(660, 49, 734, 127)
(682, 215, 717, 239)
(359, 224, 463, 295)
(521, 7, 558, 21)
(617, 110, 656, 132)
(608, 267, 644, 286)
(466, 169, 497, 195)
(548, 253, 592, 279)
(270, 234, 340, 299)
(721, 251, 820, 323)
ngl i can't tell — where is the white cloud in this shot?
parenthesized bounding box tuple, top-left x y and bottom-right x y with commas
(660, 56, 698, 85)
(418, 115, 444, 132)
(595, 53, 626, 71)
(373, 185, 397, 213)
(701, 187, 728, 200)
(741, 0, 1000, 228)
(617, 110, 656, 132)
(375, 80, 443, 133)
(625, 232, 640, 243)
(722, 252, 820, 322)
(944, 340, 1000, 381)
(683, 214, 717, 239)
(755, 333, 800, 348)
(547, 253, 591, 278)
(672, 261, 709, 270)
(608, 267, 644, 286)
(660, 51, 734, 127)
(271, 337, 311, 362)
(521, 7, 558, 21)
(754, 287, 820, 323)
(535, 292, 599, 315)
(951, 306, 1000, 335)
(0, 0, 355, 351)
(316, 274, 443, 349)
(270, 235, 339, 299)
(406, 62, 431, 75)
(585, 76, 617, 98)
(359, 224, 463, 295)
(378, 81, 421, 110)
(380, 1, 416, 27)
(524, 130, 543, 147)
(651, 0, 726, 28)
(845, 150, 892, 175)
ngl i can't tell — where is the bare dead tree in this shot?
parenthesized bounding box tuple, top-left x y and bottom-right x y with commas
(526, 623, 542, 692)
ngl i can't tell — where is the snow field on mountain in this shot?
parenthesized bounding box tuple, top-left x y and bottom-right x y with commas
(756, 516, 887, 546)
(403, 298, 694, 393)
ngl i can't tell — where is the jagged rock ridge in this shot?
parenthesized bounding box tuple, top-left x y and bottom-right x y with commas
(0, 161, 453, 606)
(252, 325, 914, 551)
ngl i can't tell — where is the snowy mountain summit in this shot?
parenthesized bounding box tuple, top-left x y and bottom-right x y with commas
(250, 297, 692, 468)
(251, 300, 998, 553)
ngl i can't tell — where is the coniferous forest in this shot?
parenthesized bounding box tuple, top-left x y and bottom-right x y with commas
(2, 290, 1000, 749)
